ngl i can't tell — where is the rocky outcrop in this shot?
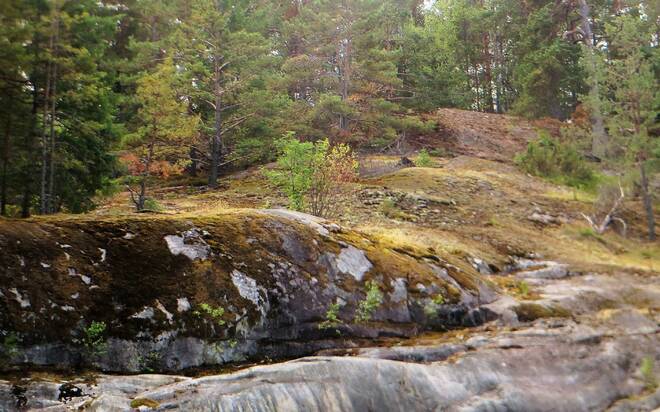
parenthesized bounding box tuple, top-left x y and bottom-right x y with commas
(2, 308, 657, 411)
(0, 210, 495, 373)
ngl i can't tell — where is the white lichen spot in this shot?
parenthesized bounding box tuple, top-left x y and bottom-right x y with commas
(131, 307, 155, 320)
(59, 244, 72, 249)
(9, 288, 31, 308)
(164, 229, 210, 261)
(68, 267, 92, 285)
(61, 305, 75, 312)
(18, 256, 25, 267)
(123, 232, 136, 240)
(98, 248, 107, 263)
(390, 278, 408, 303)
(71, 293, 79, 300)
(336, 246, 372, 281)
(231, 270, 262, 307)
(40, 262, 51, 269)
(177, 298, 191, 313)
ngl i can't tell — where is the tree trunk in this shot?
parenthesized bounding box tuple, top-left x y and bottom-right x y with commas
(577, 0, 607, 159)
(0, 115, 11, 216)
(47, 59, 58, 214)
(482, 32, 494, 113)
(188, 146, 198, 177)
(22, 78, 41, 218)
(640, 161, 656, 241)
(137, 143, 155, 211)
(40, 56, 53, 215)
(339, 38, 351, 131)
(209, 59, 222, 188)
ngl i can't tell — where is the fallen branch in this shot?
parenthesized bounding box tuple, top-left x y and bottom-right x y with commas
(581, 184, 626, 235)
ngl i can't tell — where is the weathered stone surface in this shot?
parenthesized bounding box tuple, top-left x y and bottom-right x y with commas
(2, 315, 657, 412)
(0, 211, 493, 373)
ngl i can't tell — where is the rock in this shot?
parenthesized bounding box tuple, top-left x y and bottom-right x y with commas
(527, 212, 560, 225)
(398, 157, 415, 167)
(335, 246, 373, 281)
(0, 211, 493, 373)
(4, 320, 656, 411)
(164, 228, 210, 261)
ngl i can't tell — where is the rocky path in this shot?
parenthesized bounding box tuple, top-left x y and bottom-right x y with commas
(2, 262, 658, 412)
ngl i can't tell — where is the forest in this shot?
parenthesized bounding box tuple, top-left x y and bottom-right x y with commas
(0, 0, 657, 221)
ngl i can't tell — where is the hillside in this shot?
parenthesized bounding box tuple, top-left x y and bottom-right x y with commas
(1, 110, 658, 411)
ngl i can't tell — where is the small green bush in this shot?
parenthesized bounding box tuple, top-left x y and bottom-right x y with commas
(415, 149, 433, 167)
(517, 281, 530, 297)
(355, 281, 384, 323)
(515, 133, 597, 189)
(319, 301, 343, 330)
(193, 303, 226, 326)
(142, 198, 164, 212)
(266, 133, 358, 217)
(640, 357, 658, 391)
(83, 321, 107, 357)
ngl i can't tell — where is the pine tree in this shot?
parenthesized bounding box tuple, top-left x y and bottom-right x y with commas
(123, 59, 199, 211)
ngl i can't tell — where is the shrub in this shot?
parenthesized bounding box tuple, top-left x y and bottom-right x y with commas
(415, 149, 433, 167)
(266, 133, 358, 217)
(83, 321, 107, 358)
(640, 357, 657, 391)
(0, 333, 21, 366)
(142, 198, 164, 212)
(193, 303, 226, 326)
(355, 281, 384, 323)
(319, 301, 343, 331)
(515, 132, 597, 189)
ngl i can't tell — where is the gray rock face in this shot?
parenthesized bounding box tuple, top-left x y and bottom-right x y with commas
(2, 315, 657, 412)
(0, 211, 493, 373)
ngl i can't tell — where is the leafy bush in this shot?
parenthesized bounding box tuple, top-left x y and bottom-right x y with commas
(355, 281, 384, 323)
(319, 301, 343, 331)
(266, 133, 358, 217)
(415, 149, 433, 167)
(0, 333, 21, 366)
(515, 133, 597, 189)
(143, 198, 164, 212)
(640, 357, 657, 391)
(83, 321, 107, 358)
(193, 303, 226, 326)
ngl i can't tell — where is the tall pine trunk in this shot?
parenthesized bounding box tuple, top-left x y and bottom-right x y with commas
(339, 38, 351, 131)
(640, 162, 656, 241)
(577, 0, 607, 159)
(0, 115, 10, 216)
(209, 59, 222, 188)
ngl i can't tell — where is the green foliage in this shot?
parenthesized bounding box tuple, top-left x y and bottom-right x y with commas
(142, 198, 164, 212)
(83, 321, 107, 357)
(517, 281, 530, 298)
(266, 133, 317, 211)
(515, 133, 597, 189)
(432, 294, 446, 305)
(640, 357, 657, 391)
(266, 134, 357, 217)
(0, 333, 21, 366)
(355, 281, 384, 323)
(415, 149, 433, 167)
(319, 301, 343, 331)
(193, 303, 226, 326)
